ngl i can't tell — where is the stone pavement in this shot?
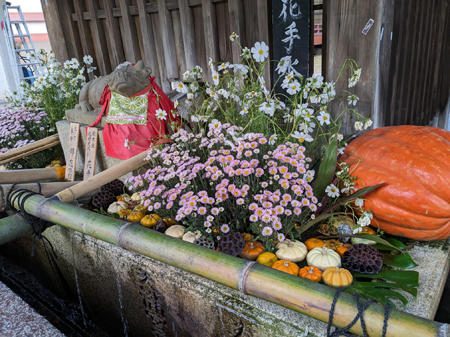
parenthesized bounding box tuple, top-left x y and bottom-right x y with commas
(0, 280, 64, 337)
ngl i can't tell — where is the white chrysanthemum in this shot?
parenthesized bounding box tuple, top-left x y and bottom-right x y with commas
(83, 55, 93, 65)
(174, 81, 188, 93)
(251, 41, 269, 62)
(155, 108, 167, 120)
(276, 56, 291, 75)
(286, 81, 301, 95)
(348, 94, 359, 106)
(291, 131, 313, 143)
(317, 111, 331, 126)
(325, 184, 340, 198)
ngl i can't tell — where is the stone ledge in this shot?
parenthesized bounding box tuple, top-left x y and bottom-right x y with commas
(0, 280, 65, 336)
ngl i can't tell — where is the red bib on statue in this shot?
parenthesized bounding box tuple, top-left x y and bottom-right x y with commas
(88, 76, 181, 160)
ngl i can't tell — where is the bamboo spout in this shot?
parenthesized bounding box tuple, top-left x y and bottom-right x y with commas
(9, 193, 449, 337)
(54, 149, 151, 203)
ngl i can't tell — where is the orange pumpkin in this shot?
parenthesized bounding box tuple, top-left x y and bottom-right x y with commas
(322, 267, 353, 287)
(340, 125, 450, 240)
(256, 252, 278, 267)
(298, 266, 322, 283)
(304, 238, 324, 251)
(239, 241, 264, 260)
(272, 260, 299, 276)
(336, 244, 352, 258)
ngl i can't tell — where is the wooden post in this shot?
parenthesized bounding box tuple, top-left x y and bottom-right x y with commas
(325, 0, 384, 135)
(40, 0, 69, 62)
(137, 0, 161, 84)
(158, 0, 179, 80)
(178, 0, 198, 70)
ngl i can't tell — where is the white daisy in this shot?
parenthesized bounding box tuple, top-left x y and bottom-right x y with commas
(155, 109, 167, 120)
(251, 41, 269, 62)
(291, 131, 313, 143)
(325, 184, 340, 198)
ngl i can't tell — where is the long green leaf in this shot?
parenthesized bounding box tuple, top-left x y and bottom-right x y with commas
(324, 183, 386, 214)
(312, 137, 338, 201)
(382, 252, 418, 269)
(296, 212, 347, 235)
(373, 238, 407, 251)
(352, 270, 419, 287)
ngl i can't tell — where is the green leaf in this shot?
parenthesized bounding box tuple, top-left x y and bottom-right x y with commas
(347, 270, 420, 307)
(352, 270, 419, 287)
(382, 252, 418, 269)
(297, 212, 347, 235)
(346, 284, 409, 307)
(373, 238, 407, 251)
(325, 183, 386, 214)
(312, 137, 338, 201)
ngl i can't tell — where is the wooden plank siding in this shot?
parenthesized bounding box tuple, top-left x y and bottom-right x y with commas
(325, 0, 450, 132)
(47, 0, 275, 90)
(42, 0, 449, 131)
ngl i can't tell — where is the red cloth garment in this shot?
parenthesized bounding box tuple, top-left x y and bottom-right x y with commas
(88, 76, 181, 160)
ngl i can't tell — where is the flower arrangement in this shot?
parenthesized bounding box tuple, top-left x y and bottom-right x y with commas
(7, 50, 95, 129)
(128, 123, 322, 250)
(0, 106, 57, 169)
(4, 50, 96, 169)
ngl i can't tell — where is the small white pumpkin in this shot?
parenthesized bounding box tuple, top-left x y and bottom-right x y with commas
(131, 192, 143, 201)
(182, 230, 202, 243)
(107, 201, 129, 214)
(306, 247, 341, 271)
(275, 239, 308, 262)
(165, 225, 186, 239)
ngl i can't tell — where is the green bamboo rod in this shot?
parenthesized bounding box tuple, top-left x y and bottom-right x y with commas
(11, 193, 449, 337)
(0, 214, 34, 245)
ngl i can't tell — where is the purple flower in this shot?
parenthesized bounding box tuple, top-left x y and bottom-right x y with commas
(262, 226, 273, 236)
(220, 224, 230, 233)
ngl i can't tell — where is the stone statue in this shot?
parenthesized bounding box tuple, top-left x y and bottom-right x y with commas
(76, 60, 153, 113)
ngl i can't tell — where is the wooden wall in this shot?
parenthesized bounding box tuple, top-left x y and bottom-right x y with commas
(40, 0, 270, 91)
(326, 0, 450, 133)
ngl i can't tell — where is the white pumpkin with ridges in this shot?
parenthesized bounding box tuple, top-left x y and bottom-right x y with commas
(306, 247, 341, 271)
(275, 239, 308, 262)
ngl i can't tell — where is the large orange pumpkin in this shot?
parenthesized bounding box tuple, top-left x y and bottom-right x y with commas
(340, 126, 450, 240)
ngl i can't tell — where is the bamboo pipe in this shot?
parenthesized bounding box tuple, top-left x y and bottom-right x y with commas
(11, 193, 448, 337)
(0, 134, 60, 166)
(0, 214, 34, 245)
(54, 149, 151, 203)
(0, 167, 65, 184)
(0, 182, 99, 212)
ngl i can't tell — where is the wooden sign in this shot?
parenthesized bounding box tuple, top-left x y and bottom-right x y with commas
(272, 0, 311, 93)
(83, 127, 98, 180)
(65, 123, 80, 182)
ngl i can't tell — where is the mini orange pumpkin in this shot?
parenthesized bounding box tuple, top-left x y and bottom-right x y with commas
(323, 267, 353, 287)
(140, 214, 161, 228)
(298, 266, 322, 283)
(256, 252, 278, 267)
(336, 244, 352, 257)
(272, 260, 299, 276)
(361, 227, 376, 235)
(239, 241, 264, 260)
(304, 238, 324, 251)
(163, 218, 176, 226)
